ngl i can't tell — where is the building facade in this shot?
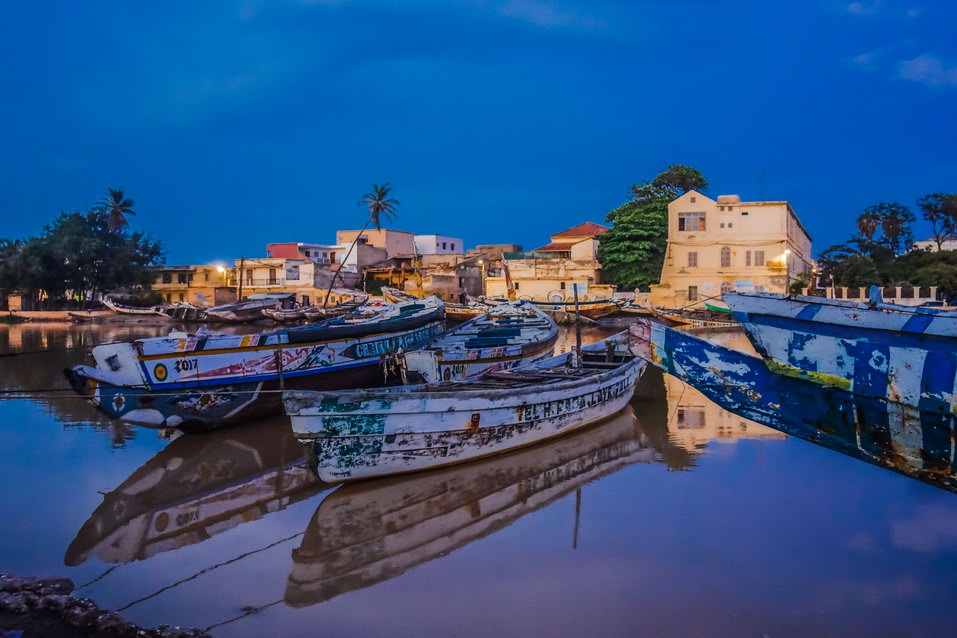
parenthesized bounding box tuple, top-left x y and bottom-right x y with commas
(152, 265, 236, 306)
(414, 234, 464, 255)
(266, 242, 340, 264)
(484, 222, 616, 301)
(336, 229, 415, 259)
(650, 192, 813, 308)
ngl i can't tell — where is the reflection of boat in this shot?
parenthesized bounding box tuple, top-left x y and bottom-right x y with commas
(629, 319, 957, 492)
(65, 418, 327, 566)
(67, 312, 96, 323)
(64, 297, 445, 431)
(285, 406, 655, 607)
(102, 297, 168, 317)
(400, 300, 558, 383)
(285, 333, 645, 482)
(726, 287, 957, 415)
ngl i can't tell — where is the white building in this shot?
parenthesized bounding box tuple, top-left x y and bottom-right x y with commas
(913, 234, 957, 252)
(414, 234, 464, 255)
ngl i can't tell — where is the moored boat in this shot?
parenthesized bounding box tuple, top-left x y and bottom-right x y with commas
(628, 318, 957, 493)
(64, 297, 446, 431)
(302, 293, 370, 322)
(284, 332, 645, 483)
(285, 406, 653, 607)
(480, 296, 623, 320)
(704, 300, 731, 313)
(725, 287, 957, 415)
(204, 297, 279, 323)
(400, 300, 558, 383)
(263, 307, 306, 323)
(102, 297, 168, 317)
(381, 286, 418, 303)
(444, 301, 491, 322)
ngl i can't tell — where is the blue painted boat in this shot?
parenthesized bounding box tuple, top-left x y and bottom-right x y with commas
(628, 319, 957, 493)
(724, 287, 957, 416)
(64, 297, 445, 431)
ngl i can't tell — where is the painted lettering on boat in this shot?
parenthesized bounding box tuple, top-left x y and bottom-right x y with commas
(516, 378, 632, 422)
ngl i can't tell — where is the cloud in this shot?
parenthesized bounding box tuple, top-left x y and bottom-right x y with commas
(497, 0, 605, 30)
(846, 1, 881, 15)
(897, 53, 957, 87)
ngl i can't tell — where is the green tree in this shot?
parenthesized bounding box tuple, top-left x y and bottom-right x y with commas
(98, 187, 137, 233)
(918, 192, 957, 250)
(864, 202, 915, 254)
(856, 210, 881, 241)
(323, 183, 399, 307)
(599, 166, 708, 291)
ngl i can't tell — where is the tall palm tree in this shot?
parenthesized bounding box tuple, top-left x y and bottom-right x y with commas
(99, 188, 136, 233)
(856, 210, 880, 241)
(323, 184, 400, 308)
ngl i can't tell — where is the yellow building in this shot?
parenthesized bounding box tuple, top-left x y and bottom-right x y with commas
(234, 258, 360, 306)
(153, 265, 236, 306)
(650, 191, 813, 308)
(485, 222, 617, 301)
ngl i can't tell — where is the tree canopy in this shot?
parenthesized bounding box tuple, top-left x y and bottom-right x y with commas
(599, 165, 707, 291)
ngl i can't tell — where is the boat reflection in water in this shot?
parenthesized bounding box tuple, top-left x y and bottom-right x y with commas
(630, 320, 957, 493)
(66, 417, 327, 566)
(285, 405, 656, 607)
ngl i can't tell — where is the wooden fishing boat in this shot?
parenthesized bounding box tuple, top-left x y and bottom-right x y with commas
(650, 307, 737, 329)
(285, 406, 654, 607)
(480, 296, 623, 320)
(725, 286, 957, 415)
(162, 301, 206, 321)
(65, 418, 326, 566)
(204, 298, 279, 323)
(399, 300, 558, 383)
(444, 301, 491, 322)
(628, 318, 957, 493)
(102, 297, 168, 317)
(617, 302, 655, 317)
(381, 286, 418, 303)
(302, 294, 370, 322)
(284, 332, 645, 483)
(263, 307, 306, 323)
(704, 300, 731, 313)
(64, 297, 446, 431)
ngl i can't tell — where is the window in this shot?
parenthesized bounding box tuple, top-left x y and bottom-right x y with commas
(721, 281, 732, 294)
(514, 282, 520, 290)
(458, 277, 464, 286)
(560, 281, 566, 289)
(720, 247, 731, 268)
(451, 243, 455, 250)
(178, 293, 185, 302)
(688, 286, 698, 301)
(755, 250, 765, 266)
(165, 293, 171, 302)
(442, 242, 447, 249)
(690, 197, 696, 203)
(177, 274, 188, 284)
(746, 251, 752, 267)
(687, 252, 698, 267)
(728, 223, 733, 228)
(720, 223, 725, 228)
(755, 285, 767, 292)
(678, 212, 706, 231)
(162, 273, 172, 284)
(741, 211, 749, 216)
(204, 273, 209, 282)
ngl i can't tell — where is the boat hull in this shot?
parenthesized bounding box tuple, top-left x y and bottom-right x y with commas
(286, 357, 645, 482)
(725, 292, 957, 415)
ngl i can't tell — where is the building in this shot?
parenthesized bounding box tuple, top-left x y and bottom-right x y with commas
(650, 192, 813, 308)
(484, 222, 616, 301)
(414, 234, 464, 255)
(336, 229, 415, 260)
(152, 265, 237, 306)
(266, 242, 340, 264)
(234, 258, 359, 306)
(913, 234, 957, 252)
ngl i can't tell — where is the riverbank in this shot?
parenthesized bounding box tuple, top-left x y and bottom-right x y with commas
(3, 311, 173, 325)
(0, 574, 209, 637)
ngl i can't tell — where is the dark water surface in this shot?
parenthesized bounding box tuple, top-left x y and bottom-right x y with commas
(1, 322, 957, 636)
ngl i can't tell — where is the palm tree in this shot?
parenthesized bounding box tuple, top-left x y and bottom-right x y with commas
(99, 188, 136, 233)
(856, 210, 880, 241)
(323, 184, 400, 307)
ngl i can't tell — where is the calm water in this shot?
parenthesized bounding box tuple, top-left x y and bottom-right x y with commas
(2, 322, 957, 636)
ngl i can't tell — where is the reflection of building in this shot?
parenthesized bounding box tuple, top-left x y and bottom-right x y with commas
(664, 375, 785, 452)
(485, 222, 616, 301)
(152, 265, 237, 306)
(650, 191, 813, 309)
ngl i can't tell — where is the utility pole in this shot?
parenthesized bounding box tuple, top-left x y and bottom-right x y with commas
(237, 257, 245, 300)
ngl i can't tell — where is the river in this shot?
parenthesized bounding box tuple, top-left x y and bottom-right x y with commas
(1, 321, 956, 636)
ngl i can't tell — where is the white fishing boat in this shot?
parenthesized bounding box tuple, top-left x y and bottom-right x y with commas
(381, 286, 418, 303)
(400, 300, 558, 383)
(263, 307, 306, 323)
(102, 297, 168, 317)
(204, 297, 279, 323)
(284, 333, 645, 483)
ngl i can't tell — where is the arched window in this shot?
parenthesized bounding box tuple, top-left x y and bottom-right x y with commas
(721, 281, 732, 294)
(720, 246, 731, 268)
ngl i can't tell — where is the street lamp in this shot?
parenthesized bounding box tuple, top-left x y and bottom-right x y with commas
(216, 265, 227, 286)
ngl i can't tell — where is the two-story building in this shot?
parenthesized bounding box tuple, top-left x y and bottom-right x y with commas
(414, 234, 464, 255)
(649, 192, 813, 308)
(484, 222, 616, 301)
(152, 265, 236, 306)
(336, 229, 415, 260)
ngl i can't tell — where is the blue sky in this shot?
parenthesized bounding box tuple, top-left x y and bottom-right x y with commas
(1, 0, 954, 264)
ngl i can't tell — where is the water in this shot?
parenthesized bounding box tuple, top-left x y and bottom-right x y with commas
(2, 321, 957, 636)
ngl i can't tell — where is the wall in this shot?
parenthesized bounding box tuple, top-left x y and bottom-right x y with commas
(414, 235, 464, 255)
(336, 229, 415, 258)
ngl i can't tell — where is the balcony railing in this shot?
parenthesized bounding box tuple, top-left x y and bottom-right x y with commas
(243, 278, 303, 286)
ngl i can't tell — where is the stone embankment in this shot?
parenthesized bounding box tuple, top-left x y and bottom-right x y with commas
(0, 574, 209, 637)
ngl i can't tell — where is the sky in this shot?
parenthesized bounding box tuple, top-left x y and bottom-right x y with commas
(1, 0, 955, 265)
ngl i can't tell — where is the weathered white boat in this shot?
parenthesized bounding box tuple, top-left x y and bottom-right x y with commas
(400, 300, 558, 383)
(444, 301, 491, 322)
(263, 307, 306, 323)
(302, 294, 370, 322)
(64, 297, 445, 431)
(204, 297, 279, 323)
(725, 287, 957, 415)
(381, 286, 418, 303)
(102, 297, 168, 317)
(284, 332, 645, 482)
(481, 296, 623, 320)
(285, 406, 654, 607)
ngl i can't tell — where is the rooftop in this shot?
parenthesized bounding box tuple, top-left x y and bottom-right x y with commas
(552, 222, 609, 238)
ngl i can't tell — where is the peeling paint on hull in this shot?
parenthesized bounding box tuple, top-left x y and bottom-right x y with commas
(629, 319, 957, 493)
